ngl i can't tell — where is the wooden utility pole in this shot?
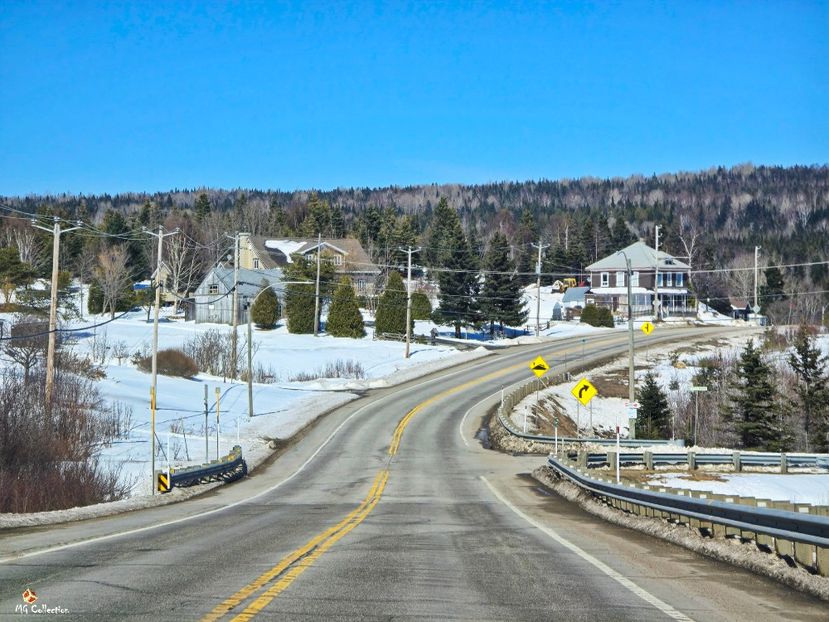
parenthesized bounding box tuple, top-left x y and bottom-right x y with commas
(401, 246, 421, 359)
(313, 232, 322, 336)
(31, 217, 82, 406)
(143, 224, 179, 494)
(531, 238, 549, 336)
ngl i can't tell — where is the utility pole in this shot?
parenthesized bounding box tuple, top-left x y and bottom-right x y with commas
(531, 238, 549, 336)
(31, 216, 82, 406)
(754, 245, 761, 313)
(401, 246, 421, 359)
(203, 384, 209, 461)
(653, 225, 661, 321)
(313, 232, 322, 336)
(247, 298, 254, 418)
(143, 224, 179, 494)
(225, 233, 240, 378)
(617, 250, 636, 440)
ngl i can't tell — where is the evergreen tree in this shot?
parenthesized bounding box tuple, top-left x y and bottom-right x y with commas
(480, 231, 527, 335)
(0, 247, 35, 304)
(410, 291, 432, 320)
(375, 271, 409, 335)
(610, 217, 637, 248)
(514, 208, 537, 286)
(326, 277, 365, 338)
(789, 326, 829, 451)
(423, 198, 454, 268)
(87, 280, 104, 314)
(432, 208, 480, 338)
(760, 266, 786, 309)
(194, 193, 211, 222)
(268, 198, 288, 236)
(250, 280, 280, 329)
(302, 193, 332, 237)
(329, 204, 346, 238)
(283, 255, 335, 334)
(727, 340, 787, 450)
(637, 372, 671, 440)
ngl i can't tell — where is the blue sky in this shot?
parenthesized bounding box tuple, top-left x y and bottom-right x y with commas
(1, 1, 826, 195)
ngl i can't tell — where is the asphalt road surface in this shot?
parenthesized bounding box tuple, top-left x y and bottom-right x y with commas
(1, 327, 826, 621)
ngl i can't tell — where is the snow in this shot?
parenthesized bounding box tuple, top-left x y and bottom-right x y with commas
(263, 239, 306, 260)
(648, 473, 829, 506)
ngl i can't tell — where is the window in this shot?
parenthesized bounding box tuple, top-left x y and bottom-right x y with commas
(665, 273, 673, 287)
(615, 271, 625, 287)
(333, 254, 343, 266)
(208, 284, 219, 295)
(600, 272, 609, 287)
(357, 279, 366, 291)
(656, 273, 663, 287)
(676, 273, 684, 287)
(253, 258, 260, 269)
(631, 271, 640, 287)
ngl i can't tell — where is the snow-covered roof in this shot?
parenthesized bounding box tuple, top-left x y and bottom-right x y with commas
(264, 240, 307, 261)
(586, 242, 689, 272)
(561, 287, 589, 303)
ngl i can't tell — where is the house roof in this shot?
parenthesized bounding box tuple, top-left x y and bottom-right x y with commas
(585, 242, 689, 272)
(561, 286, 590, 303)
(250, 237, 379, 273)
(208, 266, 284, 300)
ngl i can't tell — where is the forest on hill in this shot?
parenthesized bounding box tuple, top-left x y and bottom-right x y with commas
(1, 163, 827, 324)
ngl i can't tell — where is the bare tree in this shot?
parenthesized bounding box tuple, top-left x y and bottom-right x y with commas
(95, 245, 132, 319)
(2, 316, 48, 384)
(677, 214, 701, 289)
(164, 215, 206, 314)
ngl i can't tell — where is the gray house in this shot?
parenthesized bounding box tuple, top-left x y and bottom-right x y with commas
(193, 266, 283, 325)
(584, 242, 693, 319)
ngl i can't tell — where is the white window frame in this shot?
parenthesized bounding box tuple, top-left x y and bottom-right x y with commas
(676, 272, 684, 287)
(615, 271, 625, 287)
(253, 257, 260, 269)
(208, 284, 219, 295)
(630, 271, 640, 287)
(656, 273, 663, 287)
(600, 272, 609, 287)
(665, 272, 673, 287)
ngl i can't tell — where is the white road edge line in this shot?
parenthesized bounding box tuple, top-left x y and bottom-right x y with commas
(480, 476, 695, 622)
(0, 348, 539, 564)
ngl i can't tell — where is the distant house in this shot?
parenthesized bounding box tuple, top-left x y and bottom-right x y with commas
(193, 266, 283, 325)
(238, 234, 381, 298)
(585, 242, 693, 319)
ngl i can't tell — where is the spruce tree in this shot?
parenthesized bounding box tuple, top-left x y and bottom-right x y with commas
(375, 271, 408, 336)
(430, 203, 480, 337)
(326, 277, 365, 338)
(637, 372, 671, 440)
(789, 326, 829, 451)
(284, 255, 335, 334)
(410, 291, 432, 320)
(727, 340, 785, 450)
(194, 193, 211, 222)
(610, 217, 637, 248)
(480, 231, 527, 336)
(251, 280, 280, 329)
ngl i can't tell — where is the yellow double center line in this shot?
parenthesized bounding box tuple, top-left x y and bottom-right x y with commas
(202, 351, 561, 620)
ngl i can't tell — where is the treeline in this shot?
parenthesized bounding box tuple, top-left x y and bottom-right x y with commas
(1, 163, 827, 325)
(636, 327, 829, 453)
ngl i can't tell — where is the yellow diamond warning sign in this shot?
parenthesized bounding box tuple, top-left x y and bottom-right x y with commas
(529, 356, 550, 378)
(641, 321, 654, 335)
(571, 378, 598, 406)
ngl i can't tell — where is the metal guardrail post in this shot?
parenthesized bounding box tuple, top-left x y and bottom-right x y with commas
(780, 453, 788, 474)
(733, 450, 741, 472)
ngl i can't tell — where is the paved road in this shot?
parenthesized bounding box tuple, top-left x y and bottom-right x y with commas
(1, 327, 825, 621)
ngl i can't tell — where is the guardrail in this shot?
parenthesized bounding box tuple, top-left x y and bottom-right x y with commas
(159, 445, 247, 491)
(572, 449, 829, 473)
(497, 387, 684, 447)
(546, 455, 829, 577)
(495, 367, 686, 447)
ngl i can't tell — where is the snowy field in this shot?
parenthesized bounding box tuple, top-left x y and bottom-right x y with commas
(648, 473, 829, 506)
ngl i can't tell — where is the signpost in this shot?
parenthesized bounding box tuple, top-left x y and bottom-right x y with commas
(529, 355, 550, 414)
(619, 401, 639, 483)
(571, 378, 597, 439)
(689, 385, 708, 446)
